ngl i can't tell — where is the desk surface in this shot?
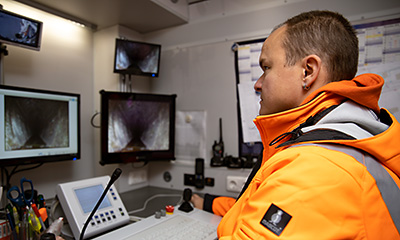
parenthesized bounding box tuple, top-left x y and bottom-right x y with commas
(119, 186, 183, 218)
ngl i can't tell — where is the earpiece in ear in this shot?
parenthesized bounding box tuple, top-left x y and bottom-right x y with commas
(302, 82, 310, 90)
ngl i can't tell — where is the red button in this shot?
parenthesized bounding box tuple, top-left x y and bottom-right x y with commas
(165, 205, 174, 214)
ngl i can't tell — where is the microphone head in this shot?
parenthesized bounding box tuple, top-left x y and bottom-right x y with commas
(110, 168, 122, 182)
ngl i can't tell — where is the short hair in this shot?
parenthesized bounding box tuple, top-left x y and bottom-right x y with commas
(280, 11, 358, 82)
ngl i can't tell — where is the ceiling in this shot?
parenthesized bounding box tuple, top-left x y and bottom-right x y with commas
(12, 0, 300, 33)
(14, 0, 191, 33)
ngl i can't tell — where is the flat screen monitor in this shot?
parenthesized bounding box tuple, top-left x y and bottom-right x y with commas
(0, 85, 80, 166)
(0, 8, 43, 51)
(100, 90, 176, 165)
(113, 38, 161, 77)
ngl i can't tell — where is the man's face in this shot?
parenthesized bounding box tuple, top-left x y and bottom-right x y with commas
(254, 26, 305, 115)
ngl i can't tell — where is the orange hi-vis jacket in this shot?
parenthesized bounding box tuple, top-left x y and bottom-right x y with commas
(216, 74, 400, 239)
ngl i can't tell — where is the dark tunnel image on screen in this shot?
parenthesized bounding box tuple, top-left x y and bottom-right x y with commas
(5, 96, 69, 151)
(108, 99, 170, 153)
(114, 40, 160, 75)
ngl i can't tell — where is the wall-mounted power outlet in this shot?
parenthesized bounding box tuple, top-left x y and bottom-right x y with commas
(226, 176, 247, 193)
(128, 169, 148, 185)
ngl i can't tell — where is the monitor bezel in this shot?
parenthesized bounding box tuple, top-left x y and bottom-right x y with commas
(100, 90, 176, 165)
(0, 85, 81, 166)
(0, 8, 43, 51)
(113, 38, 161, 77)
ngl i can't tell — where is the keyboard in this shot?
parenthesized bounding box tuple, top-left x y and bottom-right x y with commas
(124, 214, 217, 240)
(92, 208, 222, 240)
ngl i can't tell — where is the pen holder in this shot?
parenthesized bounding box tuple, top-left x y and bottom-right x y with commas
(8, 220, 40, 240)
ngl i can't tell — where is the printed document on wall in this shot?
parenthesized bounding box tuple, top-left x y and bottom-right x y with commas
(355, 18, 400, 122)
(237, 42, 263, 84)
(175, 111, 206, 160)
(358, 62, 400, 121)
(238, 82, 261, 143)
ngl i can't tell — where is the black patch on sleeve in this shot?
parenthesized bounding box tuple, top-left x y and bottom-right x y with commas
(203, 194, 219, 214)
(260, 204, 292, 236)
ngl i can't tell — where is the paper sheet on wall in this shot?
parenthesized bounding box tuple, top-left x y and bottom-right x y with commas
(237, 43, 263, 84)
(175, 111, 206, 160)
(354, 18, 400, 121)
(237, 41, 263, 143)
(238, 82, 261, 143)
(357, 62, 400, 121)
(356, 21, 400, 65)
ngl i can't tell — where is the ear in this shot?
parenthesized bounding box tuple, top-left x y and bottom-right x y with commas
(301, 54, 322, 90)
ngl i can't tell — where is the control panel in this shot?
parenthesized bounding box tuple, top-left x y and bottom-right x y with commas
(56, 176, 129, 239)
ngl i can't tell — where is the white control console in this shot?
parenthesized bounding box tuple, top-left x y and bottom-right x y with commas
(56, 176, 129, 239)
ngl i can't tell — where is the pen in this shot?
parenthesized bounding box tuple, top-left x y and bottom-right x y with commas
(37, 194, 46, 209)
(32, 203, 46, 230)
(39, 207, 49, 228)
(6, 209, 18, 240)
(27, 206, 42, 233)
(6, 208, 15, 230)
(12, 206, 20, 234)
(38, 194, 50, 227)
(21, 207, 28, 240)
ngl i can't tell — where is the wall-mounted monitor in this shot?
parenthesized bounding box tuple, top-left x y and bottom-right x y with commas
(0, 8, 43, 51)
(113, 38, 161, 77)
(100, 90, 176, 165)
(0, 85, 80, 166)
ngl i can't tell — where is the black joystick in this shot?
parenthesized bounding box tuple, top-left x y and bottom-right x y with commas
(178, 188, 194, 213)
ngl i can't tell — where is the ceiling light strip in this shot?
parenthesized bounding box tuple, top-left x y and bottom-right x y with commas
(14, 0, 98, 30)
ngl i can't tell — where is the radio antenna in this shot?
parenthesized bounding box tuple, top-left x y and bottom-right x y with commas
(219, 118, 223, 143)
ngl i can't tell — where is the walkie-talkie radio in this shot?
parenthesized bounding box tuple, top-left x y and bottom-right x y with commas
(211, 118, 225, 166)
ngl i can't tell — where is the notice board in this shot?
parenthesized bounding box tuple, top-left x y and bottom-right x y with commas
(234, 16, 400, 159)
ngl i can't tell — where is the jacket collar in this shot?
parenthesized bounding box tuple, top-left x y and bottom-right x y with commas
(253, 73, 400, 178)
(253, 92, 344, 160)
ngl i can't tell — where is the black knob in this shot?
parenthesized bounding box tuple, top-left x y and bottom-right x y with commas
(183, 188, 192, 202)
(179, 188, 194, 213)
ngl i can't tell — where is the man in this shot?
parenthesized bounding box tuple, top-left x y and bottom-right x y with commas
(194, 10, 400, 239)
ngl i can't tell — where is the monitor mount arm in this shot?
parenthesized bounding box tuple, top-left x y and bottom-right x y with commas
(0, 43, 8, 85)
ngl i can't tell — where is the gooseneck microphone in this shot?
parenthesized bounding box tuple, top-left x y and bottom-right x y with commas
(79, 168, 122, 240)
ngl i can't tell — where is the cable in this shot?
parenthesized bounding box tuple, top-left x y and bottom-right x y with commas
(90, 111, 101, 128)
(119, 74, 126, 92)
(128, 74, 132, 92)
(10, 163, 43, 175)
(128, 194, 182, 215)
(49, 197, 61, 223)
(1, 163, 43, 192)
